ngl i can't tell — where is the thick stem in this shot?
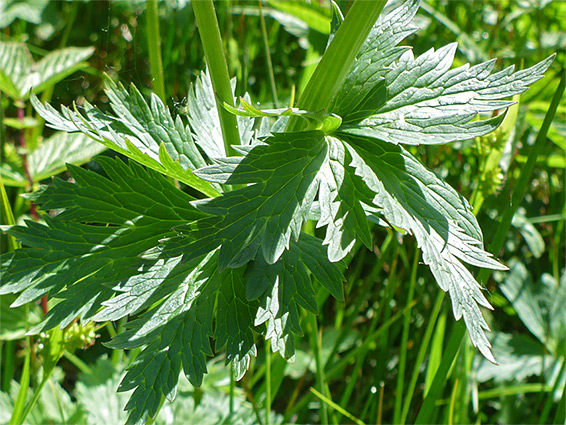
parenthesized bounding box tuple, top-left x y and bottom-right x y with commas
(287, 0, 387, 131)
(146, 0, 166, 102)
(193, 0, 240, 157)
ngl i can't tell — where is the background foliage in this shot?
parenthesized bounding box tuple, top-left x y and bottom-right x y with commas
(0, 0, 564, 424)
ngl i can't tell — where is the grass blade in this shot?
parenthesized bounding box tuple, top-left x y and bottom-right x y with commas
(415, 322, 466, 424)
(310, 387, 365, 425)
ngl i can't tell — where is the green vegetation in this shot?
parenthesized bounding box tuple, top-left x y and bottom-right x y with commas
(0, 1, 564, 424)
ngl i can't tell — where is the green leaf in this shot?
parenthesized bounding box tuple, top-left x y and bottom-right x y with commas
(475, 332, 550, 383)
(500, 262, 565, 354)
(214, 266, 258, 380)
(175, 131, 327, 269)
(268, 0, 331, 35)
(109, 253, 218, 424)
(338, 44, 554, 145)
(0, 42, 94, 100)
(250, 234, 344, 359)
(329, 0, 419, 118)
(187, 70, 255, 158)
(317, 136, 373, 261)
(343, 134, 506, 362)
(0, 157, 203, 332)
(224, 97, 342, 134)
(0, 0, 49, 28)
(31, 76, 220, 197)
(27, 132, 107, 182)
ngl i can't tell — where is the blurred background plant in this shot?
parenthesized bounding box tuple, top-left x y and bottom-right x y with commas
(0, 0, 564, 423)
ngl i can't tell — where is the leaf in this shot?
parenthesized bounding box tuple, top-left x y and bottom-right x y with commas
(329, 0, 419, 118)
(27, 132, 107, 182)
(224, 97, 342, 134)
(109, 253, 218, 424)
(168, 131, 327, 269)
(187, 70, 255, 158)
(0, 0, 50, 28)
(214, 266, 258, 380)
(0, 157, 203, 333)
(250, 234, 344, 359)
(31, 76, 220, 197)
(511, 207, 545, 259)
(268, 0, 331, 35)
(475, 332, 550, 383)
(338, 44, 554, 145)
(343, 134, 506, 362)
(0, 41, 94, 100)
(317, 137, 373, 261)
(500, 261, 565, 354)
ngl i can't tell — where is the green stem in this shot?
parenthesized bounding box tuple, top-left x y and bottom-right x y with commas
(309, 312, 328, 425)
(393, 248, 419, 424)
(229, 368, 234, 418)
(415, 323, 466, 424)
(288, 0, 387, 131)
(400, 292, 445, 424)
(265, 340, 271, 425)
(258, 1, 278, 108)
(146, 0, 166, 102)
(9, 339, 31, 425)
(193, 0, 240, 156)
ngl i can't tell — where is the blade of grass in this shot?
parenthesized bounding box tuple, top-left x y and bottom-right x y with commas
(393, 248, 420, 424)
(258, 0, 278, 108)
(310, 387, 365, 425)
(8, 337, 31, 425)
(193, 0, 241, 157)
(146, 0, 166, 102)
(539, 359, 566, 424)
(553, 377, 566, 425)
(265, 340, 271, 425)
(1, 174, 20, 251)
(415, 322, 466, 424)
(308, 312, 329, 425)
(400, 291, 445, 423)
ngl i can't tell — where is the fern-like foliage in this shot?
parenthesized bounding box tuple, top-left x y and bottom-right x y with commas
(1, 0, 554, 423)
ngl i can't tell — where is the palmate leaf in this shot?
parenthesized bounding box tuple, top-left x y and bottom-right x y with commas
(161, 130, 372, 267)
(31, 76, 219, 197)
(249, 234, 344, 359)
(167, 131, 328, 269)
(2, 0, 555, 422)
(342, 134, 507, 361)
(0, 157, 203, 333)
(338, 43, 554, 145)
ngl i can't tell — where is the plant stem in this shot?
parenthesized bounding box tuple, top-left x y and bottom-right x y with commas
(8, 339, 31, 425)
(308, 312, 329, 425)
(265, 340, 271, 425)
(288, 0, 387, 131)
(415, 323, 466, 424)
(146, 0, 166, 102)
(258, 0, 278, 108)
(193, 0, 240, 157)
(393, 248, 419, 424)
